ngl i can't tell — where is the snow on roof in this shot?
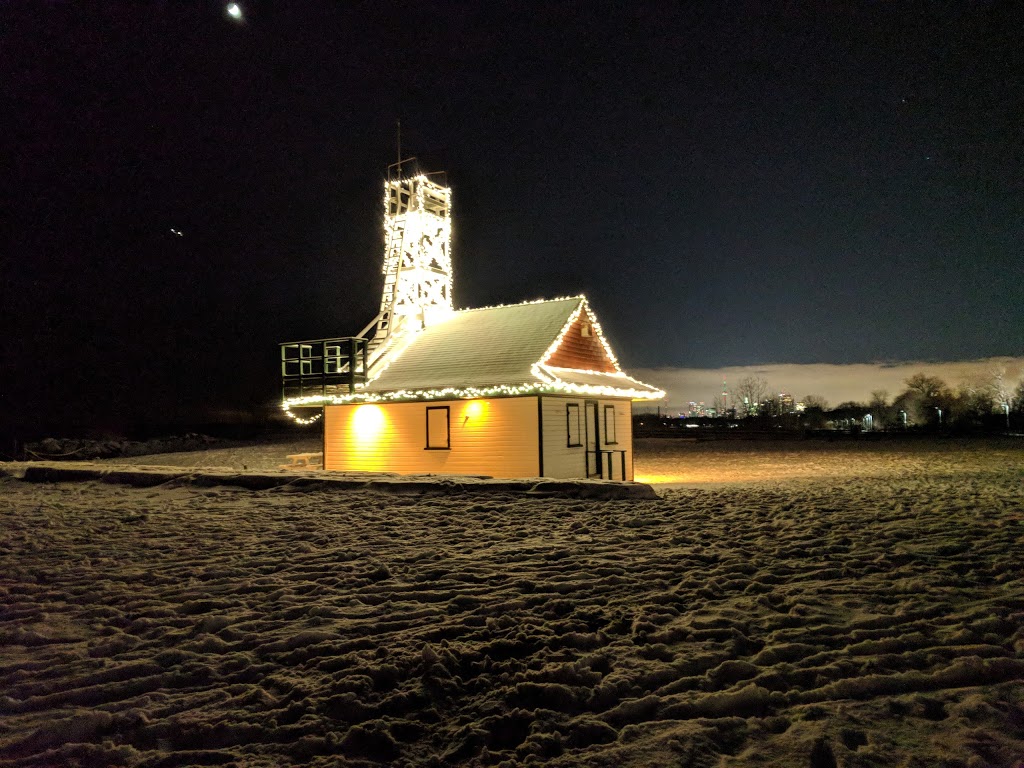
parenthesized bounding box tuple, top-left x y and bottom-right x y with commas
(358, 296, 664, 400)
(281, 296, 665, 409)
(366, 297, 584, 392)
(536, 365, 659, 392)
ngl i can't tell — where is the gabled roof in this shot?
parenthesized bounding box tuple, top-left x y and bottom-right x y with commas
(367, 297, 591, 391)
(283, 296, 664, 407)
(366, 294, 662, 399)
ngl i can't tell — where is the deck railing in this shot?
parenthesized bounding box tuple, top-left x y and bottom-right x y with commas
(280, 337, 369, 400)
(587, 449, 628, 481)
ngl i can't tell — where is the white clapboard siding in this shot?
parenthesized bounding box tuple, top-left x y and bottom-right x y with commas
(539, 395, 587, 478)
(540, 396, 634, 480)
(324, 397, 540, 478)
(608, 399, 635, 481)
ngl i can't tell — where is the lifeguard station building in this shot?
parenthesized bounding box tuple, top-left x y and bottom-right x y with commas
(280, 168, 663, 480)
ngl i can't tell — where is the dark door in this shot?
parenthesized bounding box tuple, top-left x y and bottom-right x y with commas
(584, 400, 601, 477)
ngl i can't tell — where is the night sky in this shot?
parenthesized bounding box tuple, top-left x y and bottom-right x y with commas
(4, 2, 1023, 435)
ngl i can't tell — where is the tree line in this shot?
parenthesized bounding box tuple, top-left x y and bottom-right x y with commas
(721, 368, 1024, 432)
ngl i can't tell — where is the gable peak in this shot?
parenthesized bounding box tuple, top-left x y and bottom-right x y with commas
(538, 298, 621, 374)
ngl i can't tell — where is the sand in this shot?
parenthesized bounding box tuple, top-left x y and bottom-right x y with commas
(1, 438, 1023, 766)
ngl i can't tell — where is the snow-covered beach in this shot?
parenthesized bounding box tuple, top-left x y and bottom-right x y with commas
(2, 438, 1023, 766)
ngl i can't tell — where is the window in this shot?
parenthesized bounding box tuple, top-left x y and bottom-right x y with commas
(425, 406, 450, 450)
(566, 403, 582, 447)
(603, 404, 617, 444)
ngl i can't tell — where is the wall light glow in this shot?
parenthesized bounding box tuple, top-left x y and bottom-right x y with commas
(352, 404, 386, 444)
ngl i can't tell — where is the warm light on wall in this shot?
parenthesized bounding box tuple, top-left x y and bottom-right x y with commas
(352, 404, 386, 445)
(461, 399, 487, 426)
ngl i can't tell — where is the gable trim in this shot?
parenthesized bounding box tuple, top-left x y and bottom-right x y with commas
(535, 297, 623, 374)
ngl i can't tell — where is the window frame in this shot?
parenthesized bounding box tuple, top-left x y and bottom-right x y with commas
(603, 404, 618, 445)
(425, 406, 451, 450)
(566, 403, 582, 447)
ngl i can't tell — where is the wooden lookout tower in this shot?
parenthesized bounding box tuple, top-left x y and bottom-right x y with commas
(279, 165, 663, 480)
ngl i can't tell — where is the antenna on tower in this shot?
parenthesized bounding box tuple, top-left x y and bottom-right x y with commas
(388, 120, 417, 183)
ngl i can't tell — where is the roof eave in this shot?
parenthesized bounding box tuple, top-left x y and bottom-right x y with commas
(281, 378, 664, 410)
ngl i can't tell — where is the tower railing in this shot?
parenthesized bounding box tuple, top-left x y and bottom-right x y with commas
(280, 337, 369, 400)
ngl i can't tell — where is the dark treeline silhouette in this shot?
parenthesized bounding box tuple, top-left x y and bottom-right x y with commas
(638, 370, 1024, 437)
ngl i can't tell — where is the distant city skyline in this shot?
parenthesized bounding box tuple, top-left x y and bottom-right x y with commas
(632, 357, 1024, 414)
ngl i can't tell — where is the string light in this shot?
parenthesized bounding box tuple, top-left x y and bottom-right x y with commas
(536, 296, 623, 372)
(283, 408, 322, 425)
(361, 321, 425, 386)
(363, 295, 619, 388)
(533, 363, 662, 393)
(454, 294, 585, 313)
(282, 295, 664, 418)
(283, 376, 664, 412)
(382, 175, 453, 321)
(285, 174, 666, 423)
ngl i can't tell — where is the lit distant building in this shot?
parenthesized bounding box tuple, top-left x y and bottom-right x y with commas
(686, 401, 708, 417)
